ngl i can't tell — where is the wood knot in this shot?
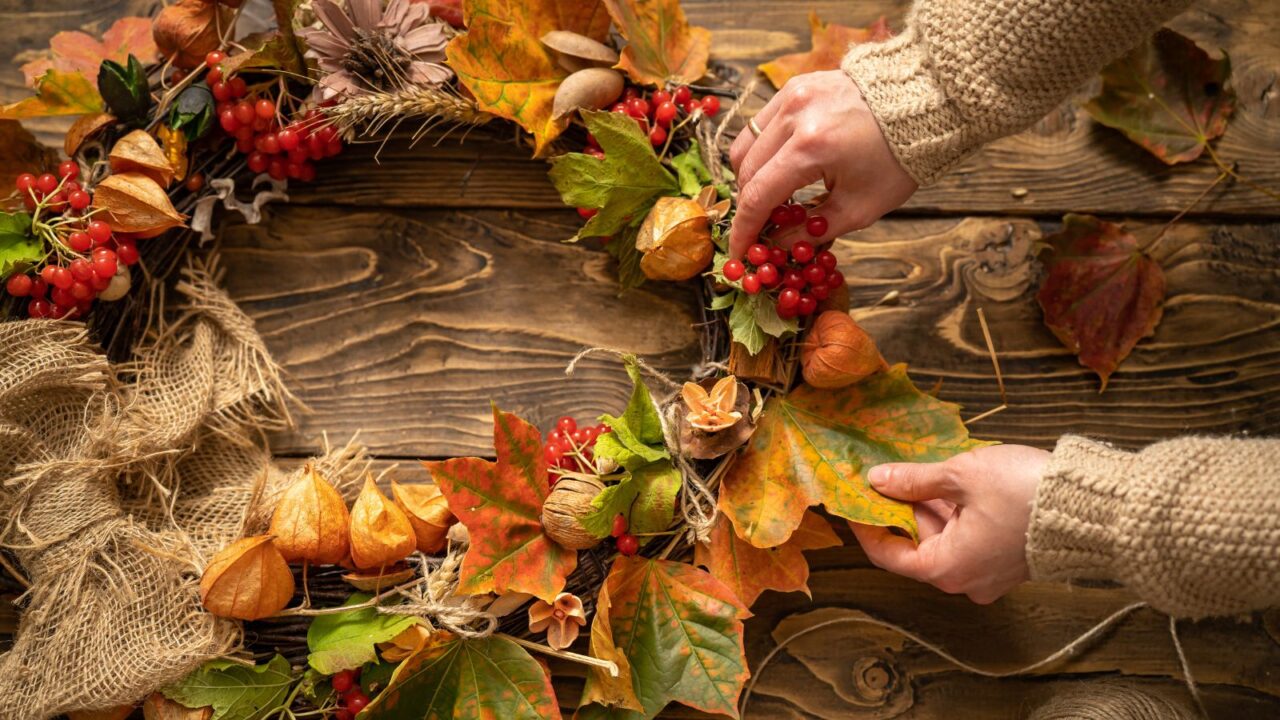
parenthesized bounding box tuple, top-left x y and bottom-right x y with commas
(849, 655, 899, 705)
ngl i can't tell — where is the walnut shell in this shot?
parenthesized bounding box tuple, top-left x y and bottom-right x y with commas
(541, 476, 605, 550)
(636, 197, 713, 281)
(800, 311, 886, 389)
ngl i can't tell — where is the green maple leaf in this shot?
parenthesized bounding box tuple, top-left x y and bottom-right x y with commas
(361, 633, 562, 719)
(548, 110, 679, 240)
(160, 655, 293, 720)
(719, 365, 991, 548)
(578, 557, 749, 719)
(305, 593, 419, 674)
(727, 292, 796, 356)
(605, 224, 647, 291)
(425, 405, 577, 603)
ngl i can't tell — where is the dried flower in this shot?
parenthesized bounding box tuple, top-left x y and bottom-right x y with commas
(528, 592, 586, 650)
(677, 376, 755, 460)
(378, 623, 431, 662)
(349, 474, 418, 570)
(199, 535, 295, 620)
(269, 462, 351, 565)
(300, 0, 453, 101)
(682, 375, 742, 432)
(391, 481, 456, 554)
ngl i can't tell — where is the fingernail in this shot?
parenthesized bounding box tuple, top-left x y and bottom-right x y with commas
(868, 465, 889, 487)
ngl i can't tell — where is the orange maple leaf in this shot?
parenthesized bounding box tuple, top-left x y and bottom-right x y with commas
(604, 0, 711, 86)
(695, 511, 840, 611)
(20, 17, 157, 87)
(759, 12, 892, 89)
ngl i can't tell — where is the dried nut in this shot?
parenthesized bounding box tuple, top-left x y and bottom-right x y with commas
(199, 535, 295, 620)
(90, 171, 185, 236)
(553, 67, 625, 120)
(541, 475, 605, 550)
(800, 311, 886, 389)
(541, 30, 620, 73)
(269, 462, 351, 565)
(97, 265, 132, 302)
(391, 482, 457, 555)
(636, 197, 713, 281)
(349, 475, 417, 570)
(109, 129, 175, 187)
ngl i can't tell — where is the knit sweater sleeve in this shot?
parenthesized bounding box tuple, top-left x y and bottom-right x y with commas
(840, 0, 1192, 185)
(1025, 435, 1280, 619)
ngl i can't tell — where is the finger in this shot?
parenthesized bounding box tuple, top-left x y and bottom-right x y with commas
(736, 117, 792, 190)
(850, 523, 931, 582)
(728, 148, 821, 259)
(728, 91, 786, 171)
(868, 462, 966, 504)
(914, 502, 949, 538)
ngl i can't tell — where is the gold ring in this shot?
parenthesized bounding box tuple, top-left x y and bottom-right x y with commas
(748, 117, 762, 137)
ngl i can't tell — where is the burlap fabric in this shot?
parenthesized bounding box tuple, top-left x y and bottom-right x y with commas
(0, 260, 367, 719)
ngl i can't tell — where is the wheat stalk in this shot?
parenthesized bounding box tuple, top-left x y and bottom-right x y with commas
(323, 86, 493, 145)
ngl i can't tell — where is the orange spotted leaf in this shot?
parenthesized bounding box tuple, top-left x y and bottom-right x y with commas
(446, 0, 610, 155)
(19, 17, 157, 87)
(759, 12, 891, 89)
(0, 70, 102, 119)
(363, 633, 562, 719)
(1036, 214, 1166, 390)
(424, 405, 577, 602)
(604, 0, 711, 86)
(578, 557, 748, 719)
(695, 511, 840, 611)
(719, 365, 989, 548)
(1084, 29, 1235, 165)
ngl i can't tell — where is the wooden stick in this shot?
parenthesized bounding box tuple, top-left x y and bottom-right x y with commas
(500, 633, 619, 677)
(976, 307, 1006, 406)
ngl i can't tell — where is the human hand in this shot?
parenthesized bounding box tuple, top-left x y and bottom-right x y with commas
(851, 444, 1051, 604)
(726, 70, 917, 259)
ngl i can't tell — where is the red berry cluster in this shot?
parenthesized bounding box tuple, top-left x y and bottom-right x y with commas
(207, 52, 340, 182)
(330, 668, 368, 719)
(5, 163, 139, 319)
(723, 239, 844, 319)
(611, 513, 639, 556)
(544, 416, 611, 486)
(768, 202, 829, 239)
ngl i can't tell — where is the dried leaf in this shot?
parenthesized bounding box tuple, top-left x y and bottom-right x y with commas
(390, 481, 456, 554)
(425, 406, 578, 602)
(1084, 28, 1235, 165)
(19, 17, 157, 87)
(64, 113, 116, 157)
(349, 475, 417, 570)
(682, 375, 742, 432)
(199, 535, 295, 620)
(604, 0, 711, 86)
(696, 511, 840, 610)
(142, 693, 210, 720)
(90, 171, 186, 236)
(577, 557, 748, 719)
(579, 573, 641, 712)
(1036, 214, 1165, 390)
(759, 12, 891, 88)
(446, 0, 610, 155)
(0, 70, 103, 119)
(719, 365, 990, 548)
(109, 129, 176, 188)
(377, 624, 432, 663)
(0, 121, 57, 210)
(154, 0, 231, 69)
(269, 462, 351, 565)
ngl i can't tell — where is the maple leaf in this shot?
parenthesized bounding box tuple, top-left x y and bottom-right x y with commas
(0, 70, 103, 120)
(1036, 214, 1166, 390)
(19, 17, 157, 87)
(548, 110, 680, 240)
(363, 633, 562, 719)
(719, 365, 989, 548)
(695, 511, 840, 611)
(446, 0, 610, 155)
(1084, 28, 1235, 165)
(578, 557, 749, 720)
(579, 571, 642, 712)
(759, 12, 892, 89)
(424, 405, 577, 602)
(604, 0, 711, 86)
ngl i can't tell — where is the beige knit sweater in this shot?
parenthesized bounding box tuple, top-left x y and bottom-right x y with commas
(842, 0, 1192, 184)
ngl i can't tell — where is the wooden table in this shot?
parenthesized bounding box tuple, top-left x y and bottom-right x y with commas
(5, 0, 1280, 717)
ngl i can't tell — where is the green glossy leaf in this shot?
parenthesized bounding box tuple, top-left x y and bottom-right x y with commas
(670, 140, 711, 197)
(362, 633, 562, 719)
(97, 55, 150, 124)
(0, 211, 39, 278)
(169, 84, 215, 140)
(306, 593, 419, 674)
(160, 655, 293, 720)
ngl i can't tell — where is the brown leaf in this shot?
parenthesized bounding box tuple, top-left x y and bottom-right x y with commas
(695, 511, 840, 610)
(636, 196, 713, 281)
(0, 120, 57, 210)
(0, 70, 103, 119)
(759, 12, 891, 89)
(391, 481, 456, 555)
(142, 693, 211, 720)
(604, 0, 711, 86)
(109, 129, 176, 188)
(579, 575, 641, 711)
(154, 0, 230, 69)
(90, 171, 186, 236)
(682, 375, 742, 432)
(269, 462, 351, 565)
(200, 535, 295, 620)
(349, 475, 418, 570)
(65, 113, 116, 157)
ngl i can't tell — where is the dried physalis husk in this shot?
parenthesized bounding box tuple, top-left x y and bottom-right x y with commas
(636, 196, 713, 281)
(91, 171, 186, 236)
(142, 693, 211, 720)
(553, 67, 625, 120)
(378, 623, 432, 663)
(109, 130, 175, 187)
(528, 592, 587, 651)
(541, 475, 605, 550)
(199, 535, 295, 620)
(154, 0, 228, 69)
(696, 185, 732, 223)
(800, 311, 887, 389)
(391, 481, 457, 555)
(349, 475, 418, 570)
(540, 30, 620, 73)
(64, 113, 115, 157)
(269, 462, 351, 565)
(682, 375, 743, 432)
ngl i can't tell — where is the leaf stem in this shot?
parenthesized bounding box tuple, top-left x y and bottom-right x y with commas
(1204, 144, 1280, 202)
(1145, 167, 1230, 250)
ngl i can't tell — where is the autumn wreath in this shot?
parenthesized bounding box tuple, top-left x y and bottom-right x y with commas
(0, 0, 1249, 718)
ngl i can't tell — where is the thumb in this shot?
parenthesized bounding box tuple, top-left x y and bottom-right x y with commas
(868, 462, 965, 503)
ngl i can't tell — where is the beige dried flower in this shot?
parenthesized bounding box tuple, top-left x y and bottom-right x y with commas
(528, 592, 587, 650)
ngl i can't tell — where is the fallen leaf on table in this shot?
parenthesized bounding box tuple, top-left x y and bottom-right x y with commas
(425, 406, 578, 602)
(0, 70, 103, 119)
(604, 0, 711, 86)
(577, 557, 748, 719)
(1084, 28, 1235, 165)
(307, 593, 420, 673)
(696, 511, 840, 610)
(160, 655, 292, 720)
(199, 535, 295, 620)
(759, 12, 892, 89)
(19, 17, 157, 87)
(1036, 214, 1166, 390)
(719, 365, 990, 548)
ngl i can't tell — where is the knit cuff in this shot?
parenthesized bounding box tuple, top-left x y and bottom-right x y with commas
(1025, 436, 1136, 584)
(840, 27, 981, 186)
